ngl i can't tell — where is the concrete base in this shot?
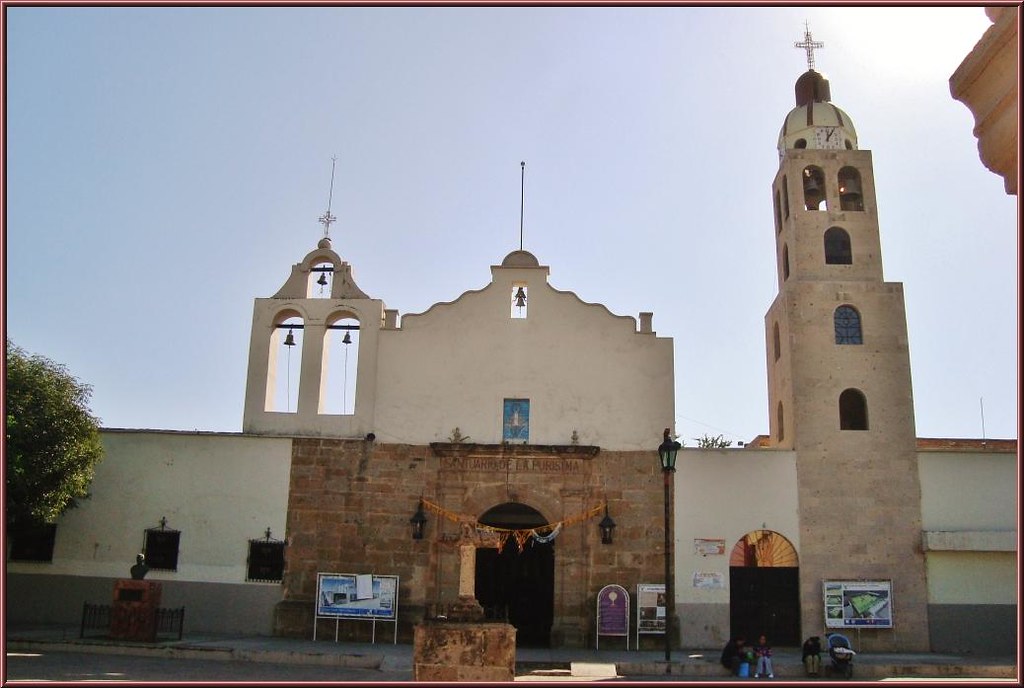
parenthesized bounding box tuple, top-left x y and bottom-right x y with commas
(413, 621, 516, 682)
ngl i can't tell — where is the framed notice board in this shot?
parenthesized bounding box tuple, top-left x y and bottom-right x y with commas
(315, 573, 399, 643)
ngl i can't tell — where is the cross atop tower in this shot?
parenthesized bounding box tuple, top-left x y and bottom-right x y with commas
(794, 21, 824, 71)
(318, 156, 338, 239)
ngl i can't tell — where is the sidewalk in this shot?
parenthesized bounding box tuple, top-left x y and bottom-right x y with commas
(5, 624, 1017, 680)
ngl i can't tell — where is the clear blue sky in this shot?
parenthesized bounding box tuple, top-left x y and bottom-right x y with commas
(5, 6, 1017, 444)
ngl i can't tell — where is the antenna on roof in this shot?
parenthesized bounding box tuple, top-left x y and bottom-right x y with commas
(794, 21, 824, 71)
(318, 156, 338, 241)
(980, 397, 986, 440)
(519, 161, 525, 251)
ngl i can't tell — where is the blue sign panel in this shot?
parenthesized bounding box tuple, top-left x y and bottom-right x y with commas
(503, 398, 530, 442)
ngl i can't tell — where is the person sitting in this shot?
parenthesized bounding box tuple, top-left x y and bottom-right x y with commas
(720, 635, 747, 675)
(802, 635, 822, 676)
(753, 634, 774, 678)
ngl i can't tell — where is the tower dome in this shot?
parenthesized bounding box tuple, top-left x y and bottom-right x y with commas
(777, 69, 858, 156)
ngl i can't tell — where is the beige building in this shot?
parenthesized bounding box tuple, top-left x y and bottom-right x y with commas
(6, 55, 1016, 655)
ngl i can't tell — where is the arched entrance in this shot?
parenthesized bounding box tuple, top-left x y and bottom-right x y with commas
(729, 529, 800, 646)
(475, 502, 554, 647)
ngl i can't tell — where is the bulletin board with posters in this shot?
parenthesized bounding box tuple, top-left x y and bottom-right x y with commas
(823, 580, 893, 629)
(314, 573, 399, 643)
(635, 583, 666, 647)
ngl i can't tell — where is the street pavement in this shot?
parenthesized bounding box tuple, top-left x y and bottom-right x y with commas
(4, 624, 1017, 683)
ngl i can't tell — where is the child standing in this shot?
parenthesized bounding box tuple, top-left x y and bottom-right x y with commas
(754, 634, 774, 678)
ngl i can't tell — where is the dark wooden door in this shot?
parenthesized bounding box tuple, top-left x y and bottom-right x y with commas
(475, 502, 554, 647)
(729, 567, 801, 646)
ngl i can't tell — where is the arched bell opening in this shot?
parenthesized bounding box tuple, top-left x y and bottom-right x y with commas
(838, 167, 864, 211)
(729, 529, 800, 646)
(475, 502, 554, 648)
(265, 311, 304, 413)
(802, 165, 826, 210)
(319, 313, 360, 415)
(308, 261, 334, 298)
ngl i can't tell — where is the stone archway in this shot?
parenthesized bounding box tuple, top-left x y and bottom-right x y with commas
(475, 502, 554, 647)
(728, 529, 801, 646)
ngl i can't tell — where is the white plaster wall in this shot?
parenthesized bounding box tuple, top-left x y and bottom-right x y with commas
(917, 451, 1017, 531)
(673, 448, 800, 604)
(6, 430, 292, 584)
(373, 264, 674, 449)
(926, 552, 1017, 604)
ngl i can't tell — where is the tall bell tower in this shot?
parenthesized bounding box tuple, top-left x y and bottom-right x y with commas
(763, 29, 930, 651)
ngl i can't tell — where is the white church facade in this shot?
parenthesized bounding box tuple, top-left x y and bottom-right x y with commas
(6, 57, 1016, 654)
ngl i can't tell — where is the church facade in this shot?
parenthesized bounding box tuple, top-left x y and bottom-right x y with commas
(6, 59, 1016, 654)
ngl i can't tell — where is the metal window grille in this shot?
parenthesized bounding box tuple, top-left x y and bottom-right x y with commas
(246, 530, 285, 583)
(144, 518, 181, 571)
(9, 523, 57, 562)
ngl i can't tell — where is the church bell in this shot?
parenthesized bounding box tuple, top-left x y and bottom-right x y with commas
(316, 272, 328, 287)
(513, 286, 527, 308)
(283, 328, 296, 347)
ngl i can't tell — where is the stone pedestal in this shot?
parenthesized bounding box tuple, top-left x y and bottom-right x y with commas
(413, 621, 516, 682)
(110, 579, 162, 642)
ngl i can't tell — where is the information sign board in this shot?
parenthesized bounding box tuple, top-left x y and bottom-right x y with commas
(823, 580, 893, 628)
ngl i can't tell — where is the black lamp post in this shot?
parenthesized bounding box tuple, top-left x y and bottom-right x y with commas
(657, 428, 681, 663)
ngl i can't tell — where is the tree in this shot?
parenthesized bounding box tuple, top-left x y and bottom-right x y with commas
(5, 340, 104, 530)
(694, 433, 733, 449)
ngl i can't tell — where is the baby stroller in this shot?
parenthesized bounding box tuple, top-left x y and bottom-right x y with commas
(826, 633, 856, 678)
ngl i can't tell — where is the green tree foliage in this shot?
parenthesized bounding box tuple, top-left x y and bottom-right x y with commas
(5, 340, 103, 530)
(694, 433, 733, 449)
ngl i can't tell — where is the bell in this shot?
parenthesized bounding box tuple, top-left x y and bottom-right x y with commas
(316, 272, 328, 287)
(513, 286, 527, 308)
(803, 178, 823, 209)
(283, 328, 296, 347)
(342, 332, 352, 345)
(839, 177, 862, 209)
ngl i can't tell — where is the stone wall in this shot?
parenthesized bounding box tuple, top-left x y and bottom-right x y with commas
(273, 438, 669, 647)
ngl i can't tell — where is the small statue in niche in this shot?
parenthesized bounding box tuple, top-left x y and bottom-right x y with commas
(130, 553, 149, 580)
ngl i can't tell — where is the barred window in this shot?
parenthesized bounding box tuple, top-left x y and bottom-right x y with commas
(144, 519, 181, 571)
(247, 530, 285, 583)
(8, 523, 57, 562)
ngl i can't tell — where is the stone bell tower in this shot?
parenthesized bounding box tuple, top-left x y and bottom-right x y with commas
(763, 30, 930, 651)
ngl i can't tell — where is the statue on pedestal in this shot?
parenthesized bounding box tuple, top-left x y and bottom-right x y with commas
(130, 553, 149, 580)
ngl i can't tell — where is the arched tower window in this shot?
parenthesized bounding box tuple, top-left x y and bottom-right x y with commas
(319, 314, 360, 415)
(776, 401, 785, 441)
(773, 322, 781, 361)
(834, 305, 863, 344)
(782, 176, 790, 218)
(266, 313, 303, 413)
(782, 244, 790, 281)
(773, 190, 782, 234)
(839, 389, 868, 430)
(802, 165, 825, 210)
(838, 167, 864, 211)
(308, 262, 334, 298)
(824, 227, 852, 265)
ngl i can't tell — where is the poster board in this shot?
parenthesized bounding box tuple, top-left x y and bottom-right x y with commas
(823, 580, 893, 628)
(636, 582, 666, 649)
(315, 572, 399, 643)
(595, 584, 629, 649)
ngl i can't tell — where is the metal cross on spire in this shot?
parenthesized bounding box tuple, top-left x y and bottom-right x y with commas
(318, 156, 338, 239)
(794, 21, 824, 71)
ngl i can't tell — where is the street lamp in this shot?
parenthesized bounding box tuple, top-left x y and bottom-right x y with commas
(657, 428, 681, 663)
